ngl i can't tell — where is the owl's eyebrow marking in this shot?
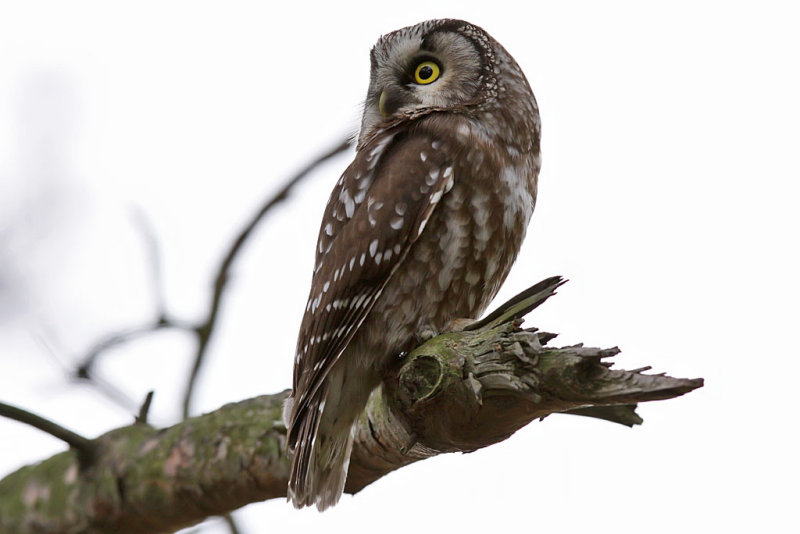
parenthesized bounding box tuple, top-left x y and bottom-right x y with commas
(419, 36, 437, 52)
(407, 54, 444, 84)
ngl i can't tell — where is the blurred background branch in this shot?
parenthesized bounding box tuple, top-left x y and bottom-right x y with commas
(72, 138, 352, 422)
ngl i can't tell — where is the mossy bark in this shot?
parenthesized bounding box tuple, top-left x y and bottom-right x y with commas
(0, 278, 703, 533)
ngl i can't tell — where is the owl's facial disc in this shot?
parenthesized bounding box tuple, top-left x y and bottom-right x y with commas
(360, 21, 489, 139)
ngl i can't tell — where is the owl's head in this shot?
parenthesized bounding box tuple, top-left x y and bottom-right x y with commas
(359, 19, 501, 141)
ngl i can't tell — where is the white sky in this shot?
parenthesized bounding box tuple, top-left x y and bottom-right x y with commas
(1, 1, 798, 532)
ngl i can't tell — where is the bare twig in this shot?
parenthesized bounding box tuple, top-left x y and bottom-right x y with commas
(135, 391, 155, 424)
(130, 208, 167, 317)
(76, 317, 196, 377)
(221, 513, 242, 534)
(0, 401, 95, 464)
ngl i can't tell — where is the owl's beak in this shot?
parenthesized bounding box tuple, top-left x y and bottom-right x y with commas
(378, 87, 403, 120)
(379, 90, 389, 120)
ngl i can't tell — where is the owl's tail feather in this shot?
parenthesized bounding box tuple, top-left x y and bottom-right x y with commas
(287, 383, 357, 511)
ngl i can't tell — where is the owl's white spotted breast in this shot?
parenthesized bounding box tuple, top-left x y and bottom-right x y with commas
(343, 113, 536, 370)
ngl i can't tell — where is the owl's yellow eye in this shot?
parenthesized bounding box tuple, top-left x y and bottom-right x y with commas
(414, 61, 441, 85)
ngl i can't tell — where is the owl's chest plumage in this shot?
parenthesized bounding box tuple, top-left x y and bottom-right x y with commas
(351, 115, 536, 366)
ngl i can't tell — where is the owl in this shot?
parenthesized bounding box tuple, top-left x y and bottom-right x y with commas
(284, 19, 541, 510)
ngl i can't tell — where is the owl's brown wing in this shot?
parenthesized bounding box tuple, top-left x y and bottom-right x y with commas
(311, 134, 391, 271)
(291, 131, 455, 430)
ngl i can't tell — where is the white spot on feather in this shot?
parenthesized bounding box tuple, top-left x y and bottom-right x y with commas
(417, 215, 431, 236)
(499, 165, 534, 229)
(339, 188, 355, 218)
(485, 258, 499, 280)
(369, 239, 378, 257)
(438, 268, 451, 291)
(368, 135, 394, 169)
(471, 193, 492, 253)
(332, 297, 350, 310)
(311, 293, 322, 313)
(465, 271, 481, 285)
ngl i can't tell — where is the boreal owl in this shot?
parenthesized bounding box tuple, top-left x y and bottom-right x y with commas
(284, 19, 540, 510)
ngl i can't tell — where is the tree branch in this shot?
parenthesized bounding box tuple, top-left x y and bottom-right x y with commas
(0, 277, 703, 533)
